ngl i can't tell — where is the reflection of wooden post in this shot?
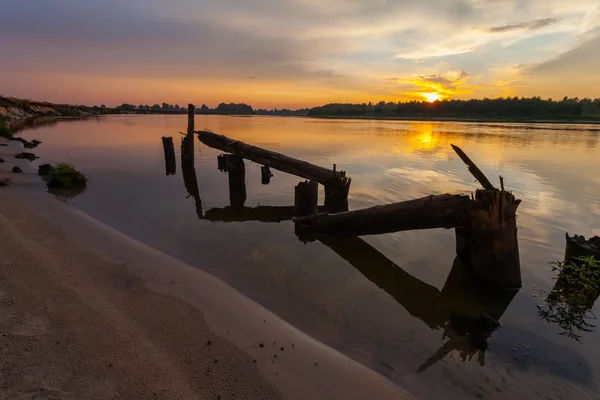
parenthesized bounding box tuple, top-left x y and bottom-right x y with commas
(294, 180, 318, 216)
(162, 136, 176, 175)
(218, 154, 233, 172)
(455, 227, 472, 272)
(228, 156, 246, 208)
(466, 189, 521, 289)
(261, 166, 273, 185)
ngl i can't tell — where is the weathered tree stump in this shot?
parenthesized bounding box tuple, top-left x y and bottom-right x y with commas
(161, 136, 176, 175)
(228, 156, 246, 208)
(261, 166, 273, 185)
(294, 180, 319, 216)
(565, 233, 600, 262)
(464, 189, 521, 289)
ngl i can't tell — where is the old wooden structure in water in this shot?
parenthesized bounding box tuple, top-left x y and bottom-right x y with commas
(180, 104, 523, 289)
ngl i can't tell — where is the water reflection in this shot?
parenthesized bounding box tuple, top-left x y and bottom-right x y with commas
(181, 134, 203, 218)
(299, 234, 515, 370)
(47, 186, 87, 201)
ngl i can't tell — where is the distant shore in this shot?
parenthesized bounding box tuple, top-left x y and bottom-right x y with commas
(307, 114, 600, 125)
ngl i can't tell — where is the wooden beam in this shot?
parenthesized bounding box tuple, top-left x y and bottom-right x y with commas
(294, 194, 472, 236)
(196, 130, 342, 185)
(451, 144, 495, 190)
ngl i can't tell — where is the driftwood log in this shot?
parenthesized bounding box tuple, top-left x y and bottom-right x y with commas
(197, 129, 343, 185)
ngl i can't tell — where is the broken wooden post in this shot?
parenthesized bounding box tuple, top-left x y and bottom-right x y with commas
(294, 180, 319, 216)
(324, 171, 351, 213)
(451, 144, 494, 190)
(228, 156, 246, 208)
(565, 233, 600, 262)
(187, 104, 195, 135)
(196, 130, 346, 185)
(162, 136, 176, 175)
(261, 166, 273, 185)
(464, 189, 521, 289)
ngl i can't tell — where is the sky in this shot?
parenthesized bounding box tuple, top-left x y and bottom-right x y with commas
(1, 0, 599, 108)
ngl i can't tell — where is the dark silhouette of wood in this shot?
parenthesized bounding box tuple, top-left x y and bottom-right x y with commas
(295, 189, 522, 289)
(451, 144, 494, 190)
(565, 233, 600, 262)
(324, 174, 351, 212)
(228, 156, 246, 208)
(162, 136, 176, 175)
(261, 166, 273, 185)
(181, 134, 203, 218)
(465, 189, 521, 289)
(294, 180, 319, 216)
(217, 154, 233, 172)
(196, 129, 345, 185)
(294, 194, 472, 236)
(187, 104, 195, 135)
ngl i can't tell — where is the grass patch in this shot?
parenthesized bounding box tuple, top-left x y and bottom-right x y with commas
(46, 163, 87, 189)
(538, 256, 600, 341)
(0, 120, 12, 138)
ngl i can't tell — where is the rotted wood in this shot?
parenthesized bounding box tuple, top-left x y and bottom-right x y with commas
(261, 166, 273, 185)
(464, 189, 522, 289)
(294, 194, 472, 236)
(228, 156, 246, 208)
(324, 172, 351, 213)
(451, 144, 495, 190)
(294, 180, 319, 216)
(564, 233, 600, 262)
(162, 136, 176, 175)
(196, 129, 345, 185)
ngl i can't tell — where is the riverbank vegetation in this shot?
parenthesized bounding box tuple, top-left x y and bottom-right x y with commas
(46, 163, 87, 189)
(308, 97, 600, 122)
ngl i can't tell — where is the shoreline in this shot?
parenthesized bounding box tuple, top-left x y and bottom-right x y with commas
(306, 114, 600, 125)
(0, 174, 414, 399)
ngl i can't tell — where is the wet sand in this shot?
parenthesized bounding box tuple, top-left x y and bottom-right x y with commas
(0, 173, 414, 399)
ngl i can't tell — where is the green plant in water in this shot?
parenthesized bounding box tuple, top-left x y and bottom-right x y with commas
(47, 163, 87, 189)
(538, 256, 600, 342)
(0, 120, 12, 138)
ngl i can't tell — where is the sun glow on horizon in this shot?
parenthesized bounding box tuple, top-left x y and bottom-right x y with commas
(423, 92, 442, 103)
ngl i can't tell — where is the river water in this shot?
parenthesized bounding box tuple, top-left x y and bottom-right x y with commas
(18, 115, 600, 399)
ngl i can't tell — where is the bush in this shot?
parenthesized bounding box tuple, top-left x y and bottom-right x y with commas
(0, 120, 12, 138)
(46, 163, 87, 189)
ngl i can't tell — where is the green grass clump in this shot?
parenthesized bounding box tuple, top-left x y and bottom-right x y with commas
(47, 163, 87, 189)
(0, 120, 12, 138)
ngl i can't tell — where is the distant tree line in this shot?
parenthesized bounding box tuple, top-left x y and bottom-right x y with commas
(308, 97, 600, 121)
(255, 108, 311, 116)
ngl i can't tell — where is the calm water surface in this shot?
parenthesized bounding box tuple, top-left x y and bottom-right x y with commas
(20, 115, 600, 399)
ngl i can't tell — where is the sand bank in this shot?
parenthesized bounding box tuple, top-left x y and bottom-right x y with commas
(0, 175, 415, 399)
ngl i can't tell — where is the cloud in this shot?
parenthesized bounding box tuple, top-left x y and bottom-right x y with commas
(480, 18, 559, 33)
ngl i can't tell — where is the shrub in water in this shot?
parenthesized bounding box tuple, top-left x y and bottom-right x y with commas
(46, 163, 87, 189)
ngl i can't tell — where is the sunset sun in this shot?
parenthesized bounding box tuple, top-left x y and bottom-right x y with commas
(424, 93, 441, 103)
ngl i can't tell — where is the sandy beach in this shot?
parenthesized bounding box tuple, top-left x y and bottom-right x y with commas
(0, 164, 414, 399)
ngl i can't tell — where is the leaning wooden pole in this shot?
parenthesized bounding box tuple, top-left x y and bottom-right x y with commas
(451, 144, 494, 190)
(195, 129, 346, 186)
(294, 194, 472, 236)
(162, 136, 176, 175)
